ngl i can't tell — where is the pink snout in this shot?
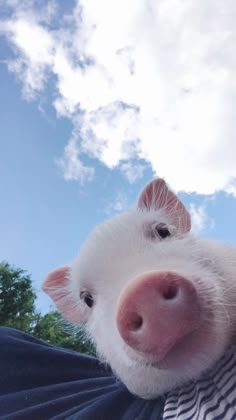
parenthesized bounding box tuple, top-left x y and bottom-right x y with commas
(116, 272, 201, 360)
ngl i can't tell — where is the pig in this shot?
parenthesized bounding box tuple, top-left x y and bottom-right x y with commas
(42, 178, 236, 399)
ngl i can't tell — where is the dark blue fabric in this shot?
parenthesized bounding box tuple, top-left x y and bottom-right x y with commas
(0, 327, 165, 419)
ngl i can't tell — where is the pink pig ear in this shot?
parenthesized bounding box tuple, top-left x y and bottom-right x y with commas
(42, 266, 87, 324)
(138, 178, 191, 233)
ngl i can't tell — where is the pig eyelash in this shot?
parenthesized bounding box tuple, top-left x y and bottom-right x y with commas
(80, 290, 94, 308)
(146, 222, 172, 240)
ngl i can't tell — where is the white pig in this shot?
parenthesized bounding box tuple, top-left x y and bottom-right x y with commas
(42, 179, 236, 399)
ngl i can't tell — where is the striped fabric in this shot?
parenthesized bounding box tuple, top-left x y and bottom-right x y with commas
(163, 349, 236, 420)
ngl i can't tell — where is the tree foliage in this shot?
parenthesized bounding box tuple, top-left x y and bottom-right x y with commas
(0, 261, 93, 355)
(33, 311, 94, 354)
(0, 261, 37, 332)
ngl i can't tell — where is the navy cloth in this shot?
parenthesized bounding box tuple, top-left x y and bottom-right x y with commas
(0, 327, 165, 419)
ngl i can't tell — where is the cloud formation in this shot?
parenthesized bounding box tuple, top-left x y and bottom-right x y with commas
(1, 0, 236, 195)
(189, 203, 214, 234)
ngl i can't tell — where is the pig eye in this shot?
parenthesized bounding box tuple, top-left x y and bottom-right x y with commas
(148, 223, 171, 240)
(155, 224, 171, 239)
(80, 290, 94, 308)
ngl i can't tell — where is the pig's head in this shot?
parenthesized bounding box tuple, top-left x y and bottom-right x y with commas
(42, 179, 236, 398)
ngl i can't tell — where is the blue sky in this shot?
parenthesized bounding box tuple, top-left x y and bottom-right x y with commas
(0, 0, 236, 314)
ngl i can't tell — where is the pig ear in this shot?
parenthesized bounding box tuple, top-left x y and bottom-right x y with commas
(42, 266, 87, 324)
(138, 179, 191, 233)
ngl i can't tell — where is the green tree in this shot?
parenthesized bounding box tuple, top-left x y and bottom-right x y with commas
(0, 261, 37, 332)
(33, 311, 94, 355)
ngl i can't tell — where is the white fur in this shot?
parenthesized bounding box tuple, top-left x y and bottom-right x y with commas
(68, 208, 236, 399)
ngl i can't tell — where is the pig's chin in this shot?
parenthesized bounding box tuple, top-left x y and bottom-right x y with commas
(115, 324, 230, 399)
(125, 327, 204, 371)
(150, 329, 204, 370)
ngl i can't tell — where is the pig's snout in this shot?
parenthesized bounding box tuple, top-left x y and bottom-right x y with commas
(116, 272, 201, 360)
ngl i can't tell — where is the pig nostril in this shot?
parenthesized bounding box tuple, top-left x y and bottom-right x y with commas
(129, 314, 143, 331)
(163, 285, 178, 300)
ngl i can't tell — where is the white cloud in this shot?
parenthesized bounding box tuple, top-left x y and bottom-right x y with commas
(226, 182, 236, 198)
(1, 0, 236, 194)
(189, 204, 206, 234)
(104, 191, 129, 215)
(120, 162, 145, 183)
(189, 203, 214, 234)
(56, 134, 94, 184)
